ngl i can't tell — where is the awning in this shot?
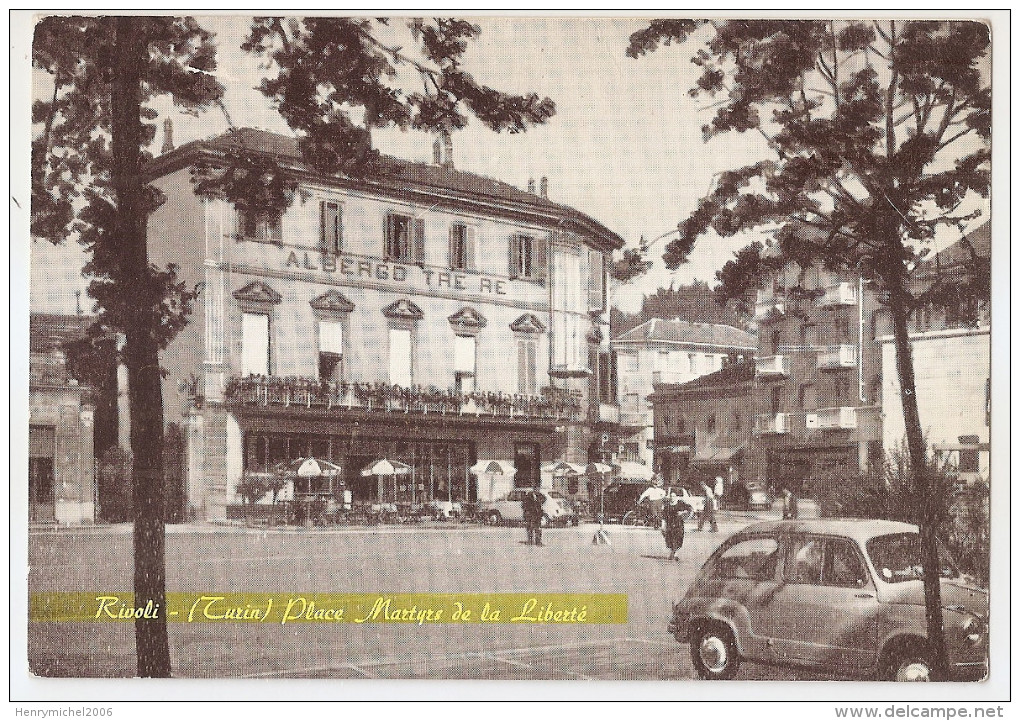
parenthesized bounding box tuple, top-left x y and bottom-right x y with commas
(360, 458, 411, 477)
(541, 461, 587, 476)
(690, 444, 746, 465)
(586, 462, 613, 475)
(470, 460, 517, 476)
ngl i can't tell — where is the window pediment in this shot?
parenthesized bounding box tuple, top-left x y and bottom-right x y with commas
(232, 281, 282, 305)
(510, 313, 546, 334)
(310, 289, 355, 314)
(383, 298, 424, 320)
(448, 307, 487, 332)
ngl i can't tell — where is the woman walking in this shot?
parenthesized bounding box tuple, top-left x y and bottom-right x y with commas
(662, 490, 692, 561)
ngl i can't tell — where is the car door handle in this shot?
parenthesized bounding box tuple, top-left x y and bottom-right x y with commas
(854, 592, 874, 599)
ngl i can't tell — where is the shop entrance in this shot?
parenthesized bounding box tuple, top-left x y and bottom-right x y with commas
(29, 426, 56, 522)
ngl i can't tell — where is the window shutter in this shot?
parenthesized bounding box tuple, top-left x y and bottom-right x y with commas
(414, 218, 425, 264)
(448, 224, 457, 269)
(320, 202, 328, 253)
(533, 236, 548, 281)
(466, 226, 475, 271)
(384, 214, 393, 259)
(518, 341, 527, 394)
(527, 341, 537, 395)
(509, 235, 519, 278)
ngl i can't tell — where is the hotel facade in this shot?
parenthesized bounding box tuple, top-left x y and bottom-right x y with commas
(145, 129, 623, 520)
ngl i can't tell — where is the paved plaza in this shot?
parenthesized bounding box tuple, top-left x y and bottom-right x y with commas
(28, 513, 803, 680)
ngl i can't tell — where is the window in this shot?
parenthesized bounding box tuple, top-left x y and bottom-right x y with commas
(710, 537, 780, 581)
(237, 210, 282, 243)
(824, 539, 868, 588)
(320, 201, 342, 254)
(688, 354, 697, 373)
(588, 249, 606, 311)
(799, 383, 817, 411)
(242, 312, 270, 376)
(732, 411, 742, 432)
(509, 234, 545, 279)
(388, 327, 412, 386)
(386, 213, 424, 263)
(677, 416, 685, 434)
(785, 537, 825, 585)
(770, 385, 782, 415)
(454, 335, 476, 393)
(707, 414, 717, 435)
(958, 435, 980, 473)
(318, 320, 343, 381)
(517, 339, 538, 395)
(770, 328, 781, 354)
(449, 223, 472, 270)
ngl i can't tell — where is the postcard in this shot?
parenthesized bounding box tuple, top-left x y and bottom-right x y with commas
(13, 11, 1009, 711)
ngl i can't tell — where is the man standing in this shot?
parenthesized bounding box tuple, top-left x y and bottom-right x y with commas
(523, 482, 547, 546)
(697, 477, 719, 532)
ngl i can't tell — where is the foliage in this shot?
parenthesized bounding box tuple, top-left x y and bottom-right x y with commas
(610, 247, 653, 283)
(628, 19, 991, 678)
(817, 446, 989, 586)
(192, 18, 557, 220)
(611, 282, 748, 336)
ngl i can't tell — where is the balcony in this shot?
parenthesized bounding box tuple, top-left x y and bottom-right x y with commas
(598, 403, 620, 424)
(754, 413, 789, 435)
(224, 376, 584, 423)
(755, 355, 791, 377)
(815, 406, 858, 430)
(818, 282, 858, 307)
(817, 345, 858, 370)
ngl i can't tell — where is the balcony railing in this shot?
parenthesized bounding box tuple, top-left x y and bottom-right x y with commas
(817, 345, 858, 370)
(755, 355, 791, 377)
(815, 406, 858, 430)
(819, 282, 858, 307)
(225, 376, 584, 422)
(754, 413, 789, 435)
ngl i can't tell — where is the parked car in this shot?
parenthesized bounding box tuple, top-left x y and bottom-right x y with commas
(596, 480, 651, 523)
(476, 489, 575, 527)
(668, 518, 988, 681)
(546, 491, 580, 526)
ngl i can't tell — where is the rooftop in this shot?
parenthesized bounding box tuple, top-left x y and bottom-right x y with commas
(923, 221, 991, 269)
(657, 360, 754, 392)
(147, 127, 623, 250)
(613, 318, 756, 350)
(30, 314, 92, 354)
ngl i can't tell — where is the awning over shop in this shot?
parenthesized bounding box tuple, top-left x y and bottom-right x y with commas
(658, 445, 692, 454)
(690, 444, 746, 465)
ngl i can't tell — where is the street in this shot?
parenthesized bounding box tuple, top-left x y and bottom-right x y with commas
(28, 514, 801, 679)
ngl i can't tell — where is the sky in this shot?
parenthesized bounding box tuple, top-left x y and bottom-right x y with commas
(27, 14, 992, 316)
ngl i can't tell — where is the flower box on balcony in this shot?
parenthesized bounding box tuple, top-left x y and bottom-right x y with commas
(818, 282, 857, 307)
(817, 345, 858, 370)
(815, 406, 858, 430)
(755, 355, 791, 377)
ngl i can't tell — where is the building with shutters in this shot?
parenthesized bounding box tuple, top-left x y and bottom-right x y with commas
(144, 128, 623, 520)
(29, 314, 96, 524)
(610, 319, 756, 470)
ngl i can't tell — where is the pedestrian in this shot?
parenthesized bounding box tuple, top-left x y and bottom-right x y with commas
(523, 482, 547, 546)
(782, 487, 799, 520)
(662, 490, 692, 561)
(697, 477, 719, 532)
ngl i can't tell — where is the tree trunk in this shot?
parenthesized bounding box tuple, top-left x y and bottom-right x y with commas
(886, 277, 950, 681)
(112, 16, 172, 678)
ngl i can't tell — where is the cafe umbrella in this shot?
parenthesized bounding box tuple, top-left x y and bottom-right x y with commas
(360, 458, 412, 504)
(272, 457, 344, 496)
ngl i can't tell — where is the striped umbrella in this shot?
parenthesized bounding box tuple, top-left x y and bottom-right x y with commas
(360, 458, 412, 504)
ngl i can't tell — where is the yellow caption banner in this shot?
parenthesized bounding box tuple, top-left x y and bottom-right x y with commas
(30, 592, 627, 625)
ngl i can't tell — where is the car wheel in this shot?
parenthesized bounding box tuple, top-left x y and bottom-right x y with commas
(690, 623, 740, 680)
(486, 511, 502, 526)
(884, 646, 934, 682)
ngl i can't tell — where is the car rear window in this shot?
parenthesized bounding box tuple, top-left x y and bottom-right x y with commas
(709, 536, 780, 581)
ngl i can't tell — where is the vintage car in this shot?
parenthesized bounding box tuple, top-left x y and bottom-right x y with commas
(668, 518, 988, 681)
(476, 488, 576, 527)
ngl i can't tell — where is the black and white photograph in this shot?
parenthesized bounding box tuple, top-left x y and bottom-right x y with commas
(12, 10, 1008, 713)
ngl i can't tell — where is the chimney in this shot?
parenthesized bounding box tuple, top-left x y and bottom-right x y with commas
(540, 176, 548, 199)
(161, 118, 175, 154)
(442, 129, 454, 169)
(433, 137, 442, 165)
(528, 178, 536, 194)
